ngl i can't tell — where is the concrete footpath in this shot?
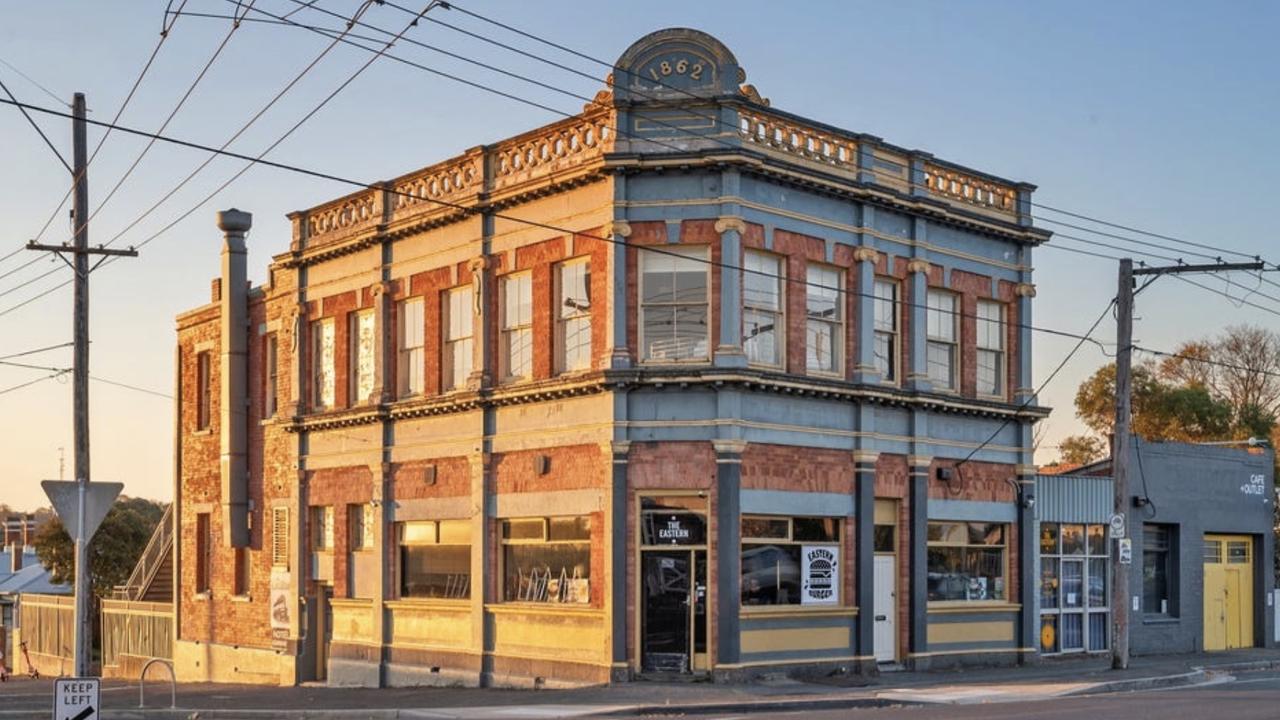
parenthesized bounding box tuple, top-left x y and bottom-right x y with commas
(3, 649, 1278, 719)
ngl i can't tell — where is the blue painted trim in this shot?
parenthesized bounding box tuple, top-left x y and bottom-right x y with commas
(928, 499, 1018, 522)
(740, 489, 855, 517)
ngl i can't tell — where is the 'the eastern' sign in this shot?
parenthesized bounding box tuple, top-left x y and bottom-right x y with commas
(53, 677, 99, 720)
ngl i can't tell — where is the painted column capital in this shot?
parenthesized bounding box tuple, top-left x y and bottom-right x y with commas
(853, 246, 880, 264)
(907, 454, 933, 469)
(1015, 282, 1037, 298)
(712, 438, 748, 459)
(371, 281, 392, 297)
(604, 220, 632, 238)
(906, 258, 931, 275)
(604, 440, 632, 461)
(852, 450, 880, 465)
(714, 216, 747, 235)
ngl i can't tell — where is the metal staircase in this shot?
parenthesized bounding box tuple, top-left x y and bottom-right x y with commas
(114, 504, 173, 602)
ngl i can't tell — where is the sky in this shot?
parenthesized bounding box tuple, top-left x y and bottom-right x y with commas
(1, 1, 1277, 511)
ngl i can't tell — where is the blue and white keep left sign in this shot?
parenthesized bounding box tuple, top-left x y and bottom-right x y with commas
(53, 677, 99, 720)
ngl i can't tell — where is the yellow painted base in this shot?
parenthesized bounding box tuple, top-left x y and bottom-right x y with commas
(173, 639, 295, 686)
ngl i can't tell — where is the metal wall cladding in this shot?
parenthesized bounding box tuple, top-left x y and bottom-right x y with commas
(1035, 475, 1113, 524)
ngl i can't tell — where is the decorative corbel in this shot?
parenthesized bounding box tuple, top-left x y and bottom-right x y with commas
(906, 258, 931, 275)
(604, 220, 632, 238)
(853, 246, 881, 264)
(714, 216, 748, 235)
(1015, 282, 1037, 298)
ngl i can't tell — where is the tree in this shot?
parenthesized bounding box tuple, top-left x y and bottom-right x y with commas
(33, 496, 166, 597)
(1058, 435, 1106, 465)
(1072, 361, 1236, 442)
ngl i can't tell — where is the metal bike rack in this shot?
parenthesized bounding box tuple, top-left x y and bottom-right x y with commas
(138, 657, 176, 709)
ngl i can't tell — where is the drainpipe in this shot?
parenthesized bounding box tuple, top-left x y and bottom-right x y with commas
(218, 209, 252, 548)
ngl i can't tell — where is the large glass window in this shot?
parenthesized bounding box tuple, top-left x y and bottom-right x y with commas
(976, 300, 1005, 396)
(806, 263, 842, 374)
(926, 521, 1005, 602)
(311, 318, 335, 409)
(310, 506, 334, 552)
(741, 516, 840, 606)
(873, 280, 898, 382)
(349, 308, 376, 405)
(443, 286, 473, 391)
(1040, 522, 1110, 655)
(397, 297, 424, 397)
(501, 272, 533, 381)
(1143, 524, 1176, 616)
(641, 247, 709, 361)
(557, 260, 592, 373)
(743, 250, 783, 367)
(398, 519, 471, 599)
(925, 290, 957, 390)
(501, 516, 591, 604)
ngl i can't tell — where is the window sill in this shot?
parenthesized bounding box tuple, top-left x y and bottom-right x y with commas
(740, 605, 857, 618)
(191, 429, 213, 437)
(927, 601, 1019, 613)
(486, 602, 602, 616)
(230, 594, 253, 603)
(193, 592, 211, 601)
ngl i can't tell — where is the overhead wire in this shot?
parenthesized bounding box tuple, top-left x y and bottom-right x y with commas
(1, 0, 193, 269)
(0, 55, 69, 108)
(0, 341, 73, 361)
(0, 74, 71, 172)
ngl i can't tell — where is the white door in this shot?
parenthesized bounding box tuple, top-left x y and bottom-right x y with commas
(874, 555, 897, 662)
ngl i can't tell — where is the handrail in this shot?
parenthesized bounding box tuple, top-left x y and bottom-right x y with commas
(118, 504, 173, 601)
(139, 657, 176, 709)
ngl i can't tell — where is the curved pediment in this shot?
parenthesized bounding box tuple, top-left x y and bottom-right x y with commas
(612, 27, 744, 102)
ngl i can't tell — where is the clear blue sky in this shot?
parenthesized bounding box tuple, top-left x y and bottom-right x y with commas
(1, 1, 1277, 510)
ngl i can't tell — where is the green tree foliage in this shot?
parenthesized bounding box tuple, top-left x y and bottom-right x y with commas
(1057, 434, 1106, 465)
(1072, 361, 1236, 442)
(33, 496, 166, 597)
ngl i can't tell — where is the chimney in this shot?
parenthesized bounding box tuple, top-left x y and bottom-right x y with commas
(23, 514, 34, 546)
(218, 208, 252, 548)
(6, 517, 22, 573)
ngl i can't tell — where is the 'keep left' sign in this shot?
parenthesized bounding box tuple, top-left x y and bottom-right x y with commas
(53, 677, 99, 720)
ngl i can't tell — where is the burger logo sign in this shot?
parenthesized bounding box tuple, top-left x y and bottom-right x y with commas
(801, 546, 839, 604)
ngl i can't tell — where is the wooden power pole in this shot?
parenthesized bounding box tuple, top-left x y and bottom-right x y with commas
(1111, 256, 1264, 670)
(27, 92, 136, 677)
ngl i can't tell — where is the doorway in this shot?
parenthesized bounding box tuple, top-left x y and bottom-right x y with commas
(638, 495, 708, 675)
(1204, 534, 1255, 651)
(873, 500, 899, 663)
(315, 586, 333, 680)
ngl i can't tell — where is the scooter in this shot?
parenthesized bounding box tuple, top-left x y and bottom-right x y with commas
(18, 641, 38, 680)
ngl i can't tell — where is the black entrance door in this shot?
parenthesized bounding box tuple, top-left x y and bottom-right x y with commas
(642, 550, 691, 673)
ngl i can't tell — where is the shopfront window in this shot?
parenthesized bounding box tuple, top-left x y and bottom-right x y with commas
(741, 516, 841, 606)
(398, 520, 471, 599)
(926, 521, 1005, 602)
(501, 516, 591, 604)
(1040, 522, 1110, 654)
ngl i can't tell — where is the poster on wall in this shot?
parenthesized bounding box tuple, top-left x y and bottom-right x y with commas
(801, 545, 839, 605)
(269, 567, 292, 650)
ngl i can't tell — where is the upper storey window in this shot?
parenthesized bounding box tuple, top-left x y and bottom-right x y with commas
(743, 251, 783, 367)
(443, 286, 474, 391)
(806, 263, 842, 375)
(397, 298, 424, 397)
(501, 272, 533, 381)
(873, 280, 898, 383)
(196, 350, 211, 430)
(976, 300, 1006, 397)
(311, 318, 335, 409)
(264, 333, 278, 418)
(641, 247, 709, 362)
(557, 260, 592, 373)
(925, 290, 957, 391)
(349, 309, 375, 405)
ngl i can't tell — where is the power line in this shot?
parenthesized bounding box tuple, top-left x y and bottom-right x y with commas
(0, 74, 71, 172)
(90, 1, 442, 267)
(0, 369, 67, 397)
(0, 95, 1097, 346)
(0, 361, 170, 399)
(0, 341, 73, 361)
(956, 297, 1118, 469)
(0, 55, 69, 108)
(1133, 345, 1280, 381)
(1, 0, 192, 268)
(0, 264, 63, 299)
(89, 375, 171, 400)
(426, 0, 1280, 276)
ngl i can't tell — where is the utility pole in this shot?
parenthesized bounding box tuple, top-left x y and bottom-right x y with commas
(26, 93, 136, 678)
(1111, 257, 1264, 670)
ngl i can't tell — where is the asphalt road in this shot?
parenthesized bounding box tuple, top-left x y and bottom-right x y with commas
(689, 671, 1280, 720)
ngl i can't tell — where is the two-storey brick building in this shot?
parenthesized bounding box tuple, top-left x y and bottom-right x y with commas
(173, 28, 1051, 687)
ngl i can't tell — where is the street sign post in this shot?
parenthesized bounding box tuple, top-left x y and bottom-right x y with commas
(42, 480, 122, 679)
(53, 677, 99, 720)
